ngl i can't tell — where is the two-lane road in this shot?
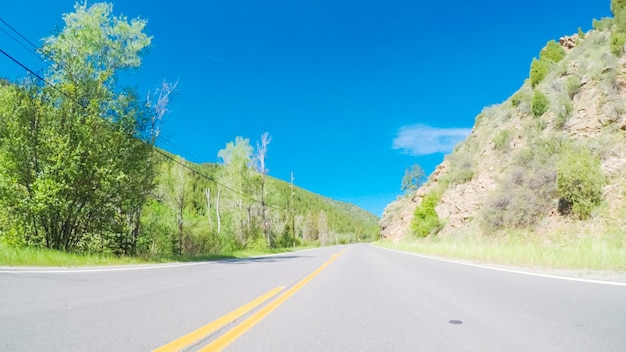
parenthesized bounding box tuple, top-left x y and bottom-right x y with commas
(1, 244, 625, 351)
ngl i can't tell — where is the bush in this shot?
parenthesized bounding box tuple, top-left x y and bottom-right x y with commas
(532, 90, 549, 117)
(511, 91, 524, 107)
(493, 129, 511, 151)
(411, 191, 442, 237)
(610, 30, 626, 56)
(564, 75, 581, 98)
(556, 95, 573, 129)
(612, 0, 626, 30)
(530, 58, 548, 88)
(592, 17, 615, 31)
(557, 147, 605, 219)
(481, 145, 558, 230)
(540, 40, 566, 63)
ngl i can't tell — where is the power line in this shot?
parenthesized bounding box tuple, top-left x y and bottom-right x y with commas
(0, 48, 77, 104)
(0, 45, 279, 210)
(0, 17, 39, 50)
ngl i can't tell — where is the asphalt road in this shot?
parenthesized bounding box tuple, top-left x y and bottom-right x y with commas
(1, 244, 625, 351)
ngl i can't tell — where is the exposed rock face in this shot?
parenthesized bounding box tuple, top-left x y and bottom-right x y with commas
(380, 29, 626, 240)
(559, 34, 578, 51)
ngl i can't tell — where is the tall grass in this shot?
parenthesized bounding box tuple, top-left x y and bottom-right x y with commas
(0, 245, 148, 266)
(0, 244, 313, 267)
(376, 232, 626, 271)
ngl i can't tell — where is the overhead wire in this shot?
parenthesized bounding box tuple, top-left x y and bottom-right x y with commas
(0, 18, 281, 210)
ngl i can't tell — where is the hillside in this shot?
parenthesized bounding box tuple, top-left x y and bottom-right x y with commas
(381, 11, 626, 246)
(140, 151, 380, 255)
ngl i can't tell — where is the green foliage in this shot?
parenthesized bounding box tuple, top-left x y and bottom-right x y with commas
(578, 27, 585, 39)
(610, 30, 626, 56)
(411, 191, 442, 238)
(592, 17, 615, 31)
(41, 2, 150, 85)
(532, 90, 549, 117)
(612, 0, 626, 30)
(540, 40, 566, 63)
(511, 91, 524, 107)
(401, 164, 425, 194)
(557, 147, 605, 219)
(529, 41, 566, 89)
(0, 5, 154, 255)
(564, 75, 581, 98)
(481, 142, 560, 231)
(529, 58, 548, 88)
(493, 129, 511, 151)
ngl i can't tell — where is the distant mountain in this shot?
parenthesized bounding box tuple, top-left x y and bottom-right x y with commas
(381, 8, 626, 242)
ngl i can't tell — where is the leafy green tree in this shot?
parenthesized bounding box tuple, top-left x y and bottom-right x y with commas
(217, 137, 255, 246)
(0, 2, 155, 253)
(401, 164, 425, 194)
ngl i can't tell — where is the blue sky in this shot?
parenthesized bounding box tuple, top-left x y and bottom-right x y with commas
(1, 1, 612, 216)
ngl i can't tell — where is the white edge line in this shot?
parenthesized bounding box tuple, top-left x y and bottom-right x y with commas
(0, 261, 211, 274)
(373, 244, 626, 287)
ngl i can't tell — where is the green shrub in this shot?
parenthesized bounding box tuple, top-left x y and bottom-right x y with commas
(532, 90, 549, 117)
(556, 95, 573, 129)
(612, 0, 626, 30)
(592, 17, 615, 31)
(578, 27, 585, 39)
(564, 75, 581, 98)
(511, 91, 524, 107)
(530, 58, 548, 88)
(610, 30, 626, 56)
(493, 129, 511, 151)
(411, 191, 442, 237)
(540, 40, 566, 63)
(557, 147, 605, 219)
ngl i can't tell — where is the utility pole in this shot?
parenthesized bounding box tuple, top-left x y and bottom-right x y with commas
(290, 171, 295, 247)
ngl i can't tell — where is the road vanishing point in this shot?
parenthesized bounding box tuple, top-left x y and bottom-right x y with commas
(1, 244, 625, 351)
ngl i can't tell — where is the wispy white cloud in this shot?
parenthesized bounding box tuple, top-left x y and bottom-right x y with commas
(206, 55, 227, 64)
(392, 124, 472, 156)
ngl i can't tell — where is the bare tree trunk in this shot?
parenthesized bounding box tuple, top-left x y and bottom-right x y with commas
(255, 132, 272, 246)
(290, 171, 296, 245)
(205, 188, 212, 232)
(216, 188, 221, 235)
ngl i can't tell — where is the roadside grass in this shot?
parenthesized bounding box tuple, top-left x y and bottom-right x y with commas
(0, 245, 148, 267)
(0, 244, 318, 267)
(375, 232, 626, 271)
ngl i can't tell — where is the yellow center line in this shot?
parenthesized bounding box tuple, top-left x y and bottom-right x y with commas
(153, 286, 285, 352)
(199, 248, 348, 351)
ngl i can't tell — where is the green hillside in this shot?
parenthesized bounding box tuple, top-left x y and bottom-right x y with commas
(139, 150, 379, 256)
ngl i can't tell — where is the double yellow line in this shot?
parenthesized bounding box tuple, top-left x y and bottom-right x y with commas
(154, 248, 347, 352)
